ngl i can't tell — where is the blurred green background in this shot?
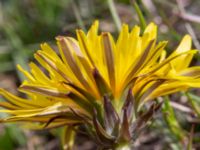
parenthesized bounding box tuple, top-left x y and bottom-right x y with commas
(0, 0, 200, 149)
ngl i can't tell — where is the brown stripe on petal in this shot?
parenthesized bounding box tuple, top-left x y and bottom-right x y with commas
(137, 80, 164, 108)
(0, 102, 18, 110)
(0, 89, 40, 108)
(142, 50, 197, 77)
(102, 33, 116, 90)
(134, 77, 157, 98)
(45, 110, 91, 127)
(127, 40, 155, 79)
(122, 40, 155, 93)
(77, 56, 100, 98)
(35, 52, 71, 82)
(76, 30, 95, 67)
(180, 68, 200, 77)
(66, 37, 83, 57)
(93, 68, 112, 97)
(44, 114, 81, 128)
(142, 41, 167, 68)
(57, 37, 91, 91)
(0, 116, 72, 123)
(20, 85, 69, 98)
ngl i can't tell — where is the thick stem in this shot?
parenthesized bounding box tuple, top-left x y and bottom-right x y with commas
(114, 142, 132, 150)
(98, 142, 132, 150)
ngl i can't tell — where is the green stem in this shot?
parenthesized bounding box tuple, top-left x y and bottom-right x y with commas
(131, 0, 146, 32)
(114, 142, 132, 150)
(107, 0, 122, 32)
(98, 142, 132, 150)
(71, 0, 86, 32)
(185, 92, 200, 117)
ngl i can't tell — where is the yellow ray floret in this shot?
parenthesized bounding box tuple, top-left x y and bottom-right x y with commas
(0, 21, 200, 129)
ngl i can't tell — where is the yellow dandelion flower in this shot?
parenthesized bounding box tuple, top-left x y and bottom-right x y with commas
(0, 21, 200, 149)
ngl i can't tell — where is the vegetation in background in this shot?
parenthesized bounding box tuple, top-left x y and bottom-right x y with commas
(0, 0, 200, 149)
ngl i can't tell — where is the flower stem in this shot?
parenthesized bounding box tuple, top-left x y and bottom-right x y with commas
(107, 0, 122, 32)
(115, 145, 132, 150)
(114, 142, 132, 150)
(131, 0, 146, 32)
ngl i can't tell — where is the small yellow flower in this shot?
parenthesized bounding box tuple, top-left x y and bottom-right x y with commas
(0, 21, 199, 148)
